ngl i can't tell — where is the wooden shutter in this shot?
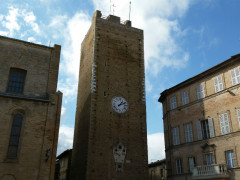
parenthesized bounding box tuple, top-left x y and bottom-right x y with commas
(224, 113, 230, 133)
(219, 114, 225, 135)
(218, 76, 223, 91)
(237, 109, 240, 126)
(208, 118, 215, 138)
(196, 121, 202, 140)
(231, 70, 236, 85)
(214, 78, 219, 92)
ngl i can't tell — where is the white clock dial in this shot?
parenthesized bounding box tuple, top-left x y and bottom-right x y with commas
(111, 97, 128, 114)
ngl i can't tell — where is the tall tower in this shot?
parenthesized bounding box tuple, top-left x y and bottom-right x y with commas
(71, 10, 148, 180)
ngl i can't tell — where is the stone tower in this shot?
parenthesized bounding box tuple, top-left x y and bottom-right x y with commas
(70, 10, 148, 180)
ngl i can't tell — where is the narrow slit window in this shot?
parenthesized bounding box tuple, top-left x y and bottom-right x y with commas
(7, 68, 26, 93)
(7, 114, 23, 158)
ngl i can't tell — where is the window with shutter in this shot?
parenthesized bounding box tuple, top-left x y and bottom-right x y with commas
(7, 114, 23, 158)
(172, 127, 180, 145)
(225, 150, 235, 168)
(189, 157, 195, 173)
(184, 124, 193, 143)
(214, 76, 224, 93)
(205, 153, 214, 165)
(237, 109, 240, 127)
(176, 159, 182, 174)
(196, 121, 203, 140)
(231, 68, 240, 86)
(208, 118, 215, 138)
(170, 96, 177, 110)
(197, 84, 205, 99)
(182, 91, 189, 105)
(219, 113, 230, 135)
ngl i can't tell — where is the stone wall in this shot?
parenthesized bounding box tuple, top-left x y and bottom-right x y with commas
(0, 36, 62, 180)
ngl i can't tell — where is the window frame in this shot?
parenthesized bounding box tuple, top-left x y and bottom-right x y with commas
(181, 91, 189, 105)
(7, 113, 24, 159)
(230, 67, 240, 86)
(214, 76, 224, 93)
(7, 68, 27, 94)
(219, 113, 231, 135)
(176, 159, 182, 174)
(225, 150, 235, 168)
(205, 153, 214, 165)
(237, 109, 240, 128)
(188, 157, 195, 173)
(172, 127, 180, 145)
(170, 96, 177, 110)
(184, 123, 193, 143)
(197, 84, 205, 99)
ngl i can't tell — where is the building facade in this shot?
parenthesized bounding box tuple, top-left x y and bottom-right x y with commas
(0, 36, 62, 180)
(55, 149, 72, 180)
(159, 54, 240, 180)
(70, 10, 148, 180)
(148, 159, 167, 180)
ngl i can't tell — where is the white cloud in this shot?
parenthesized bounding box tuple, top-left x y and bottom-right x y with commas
(58, 78, 78, 103)
(57, 125, 74, 155)
(2, 6, 20, 36)
(1, 6, 41, 37)
(92, 0, 191, 76)
(61, 106, 67, 116)
(60, 12, 91, 80)
(147, 132, 165, 162)
(0, 30, 8, 36)
(22, 10, 40, 34)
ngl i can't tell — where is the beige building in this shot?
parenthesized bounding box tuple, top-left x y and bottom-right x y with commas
(55, 149, 72, 180)
(159, 54, 240, 180)
(0, 36, 62, 180)
(70, 10, 148, 180)
(148, 159, 167, 180)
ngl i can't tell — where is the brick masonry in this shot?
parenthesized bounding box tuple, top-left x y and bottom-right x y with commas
(70, 10, 148, 180)
(0, 36, 62, 180)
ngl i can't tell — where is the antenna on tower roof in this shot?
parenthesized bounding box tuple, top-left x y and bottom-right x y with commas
(110, 0, 111, 14)
(112, 3, 116, 15)
(129, 1, 131, 20)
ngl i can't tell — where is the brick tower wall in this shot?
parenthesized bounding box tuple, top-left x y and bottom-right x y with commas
(71, 10, 148, 180)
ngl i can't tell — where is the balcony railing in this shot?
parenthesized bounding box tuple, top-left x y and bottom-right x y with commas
(192, 164, 230, 179)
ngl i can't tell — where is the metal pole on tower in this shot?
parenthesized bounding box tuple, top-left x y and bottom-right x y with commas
(129, 1, 131, 20)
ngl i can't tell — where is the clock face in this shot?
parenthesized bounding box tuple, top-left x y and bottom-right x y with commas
(111, 97, 128, 114)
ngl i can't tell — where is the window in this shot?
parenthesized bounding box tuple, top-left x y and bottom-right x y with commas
(197, 84, 205, 99)
(7, 114, 23, 158)
(219, 113, 230, 135)
(176, 159, 182, 174)
(170, 96, 177, 110)
(172, 127, 180, 145)
(189, 157, 195, 172)
(214, 76, 224, 92)
(237, 109, 240, 127)
(7, 68, 26, 93)
(196, 118, 215, 140)
(225, 150, 235, 168)
(182, 91, 189, 105)
(184, 124, 193, 143)
(231, 67, 240, 86)
(205, 153, 214, 165)
(160, 168, 164, 177)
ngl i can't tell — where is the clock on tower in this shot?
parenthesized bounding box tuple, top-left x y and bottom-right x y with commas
(70, 10, 148, 180)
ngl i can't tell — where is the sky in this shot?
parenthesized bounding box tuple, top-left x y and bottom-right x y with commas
(0, 0, 240, 163)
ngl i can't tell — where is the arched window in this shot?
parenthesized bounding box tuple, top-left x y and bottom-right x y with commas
(7, 68, 27, 93)
(7, 114, 23, 158)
